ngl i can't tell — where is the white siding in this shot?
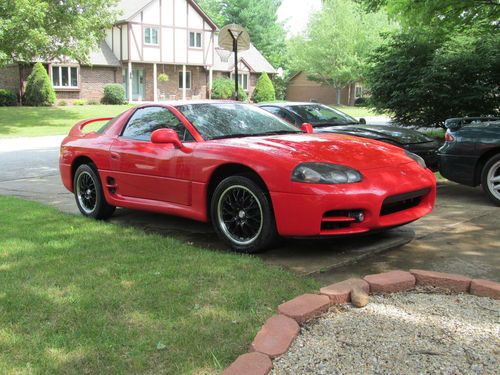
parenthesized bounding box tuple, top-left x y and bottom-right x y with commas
(174, 0, 187, 28)
(175, 29, 188, 63)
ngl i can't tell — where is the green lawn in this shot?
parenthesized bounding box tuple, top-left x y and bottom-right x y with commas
(0, 105, 131, 138)
(330, 105, 383, 118)
(0, 196, 318, 374)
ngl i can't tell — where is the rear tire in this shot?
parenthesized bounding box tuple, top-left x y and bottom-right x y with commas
(481, 154, 500, 206)
(73, 164, 116, 219)
(211, 175, 277, 253)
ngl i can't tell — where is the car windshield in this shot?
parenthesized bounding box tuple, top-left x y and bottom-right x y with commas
(287, 104, 358, 126)
(176, 103, 301, 140)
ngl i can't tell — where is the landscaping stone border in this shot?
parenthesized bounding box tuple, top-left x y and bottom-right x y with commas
(221, 269, 500, 375)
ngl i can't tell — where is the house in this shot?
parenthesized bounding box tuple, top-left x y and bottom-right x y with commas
(0, 0, 275, 103)
(286, 72, 363, 106)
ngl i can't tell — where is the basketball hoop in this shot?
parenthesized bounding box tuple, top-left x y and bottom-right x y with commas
(218, 24, 251, 101)
(216, 48, 232, 63)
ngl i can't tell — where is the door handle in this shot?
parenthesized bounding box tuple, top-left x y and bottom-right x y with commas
(111, 152, 120, 160)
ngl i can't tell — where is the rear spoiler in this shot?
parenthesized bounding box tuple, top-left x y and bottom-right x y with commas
(68, 117, 113, 136)
(444, 117, 500, 131)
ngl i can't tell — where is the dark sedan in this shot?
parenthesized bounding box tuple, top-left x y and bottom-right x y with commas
(439, 117, 500, 205)
(258, 102, 440, 171)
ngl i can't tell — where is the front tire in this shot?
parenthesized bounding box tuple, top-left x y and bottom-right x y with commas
(73, 164, 116, 219)
(481, 154, 500, 206)
(211, 176, 277, 253)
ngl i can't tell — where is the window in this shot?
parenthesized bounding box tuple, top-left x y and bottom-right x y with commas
(178, 71, 192, 90)
(121, 106, 194, 142)
(144, 27, 159, 45)
(231, 73, 249, 90)
(189, 32, 202, 48)
(261, 106, 296, 125)
(51, 66, 78, 88)
(355, 85, 363, 98)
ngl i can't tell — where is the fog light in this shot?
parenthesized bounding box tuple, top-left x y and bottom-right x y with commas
(354, 211, 365, 222)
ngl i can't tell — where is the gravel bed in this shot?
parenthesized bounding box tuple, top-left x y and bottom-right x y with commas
(271, 291, 500, 375)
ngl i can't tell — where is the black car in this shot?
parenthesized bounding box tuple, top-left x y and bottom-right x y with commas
(439, 117, 500, 205)
(258, 102, 440, 170)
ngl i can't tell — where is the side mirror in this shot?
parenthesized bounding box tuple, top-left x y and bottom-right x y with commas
(151, 128, 184, 149)
(301, 123, 314, 134)
(359, 118, 367, 124)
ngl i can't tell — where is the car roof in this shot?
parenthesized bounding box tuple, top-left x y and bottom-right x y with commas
(257, 101, 325, 107)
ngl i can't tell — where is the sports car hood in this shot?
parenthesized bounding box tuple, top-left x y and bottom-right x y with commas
(315, 124, 434, 145)
(216, 133, 413, 171)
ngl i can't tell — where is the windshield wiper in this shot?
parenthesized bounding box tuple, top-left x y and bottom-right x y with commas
(256, 130, 300, 136)
(210, 130, 299, 140)
(210, 133, 257, 140)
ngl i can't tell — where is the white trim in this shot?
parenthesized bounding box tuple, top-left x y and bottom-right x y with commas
(179, 69, 192, 91)
(51, 65, 79, 89)
(188, 31, 202, 49)
(231, 72, 249, 91)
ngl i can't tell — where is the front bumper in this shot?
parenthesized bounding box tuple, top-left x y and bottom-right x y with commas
(270, 163, 436, 237)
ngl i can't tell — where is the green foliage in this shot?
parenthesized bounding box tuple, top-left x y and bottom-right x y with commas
(24, 62, 55, 106)
(87, 99, 99, 105)
(272, 75, 288, 101)
(101, 84, 126, 105)
(73, 99, 86, 106)
(57, 100, 67, 106)
(366, 30, 500, 127)
(0, 0, 118, 66)
(252, 72, 275, 103)
(157, 73, 169, 82)
(211, 77, 247, 101)
(356, 0, 500, 33)
(288, 0, 392, 92)
(0, 89, 17, 106)
(196, 0, 286, 68)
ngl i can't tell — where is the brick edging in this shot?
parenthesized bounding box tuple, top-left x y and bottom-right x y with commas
(221, 269, 500, 375)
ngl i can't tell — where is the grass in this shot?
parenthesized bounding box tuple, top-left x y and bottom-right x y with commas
(0, 196, 318, 374)
(330, 105, 383, 118)
(0, 105, 132, 138)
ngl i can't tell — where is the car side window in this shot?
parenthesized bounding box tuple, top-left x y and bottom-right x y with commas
(121, 106, 194, 142)
(262, 106, 296, 125)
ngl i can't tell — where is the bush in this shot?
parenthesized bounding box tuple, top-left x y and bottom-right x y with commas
(366, 30, 500, 126)
(87, 99, 99, 105)
(101, 84, 126, 104)
(73, 99, 86, 106)
(211, 77, 247, 101)
(354, 97, 366, 106)
(252, 72, 275, 103)
(57, 100, 67, 106)
(0, 89, 17, 106)
(272, 75, 288, 101)
(24, 62, 56, 106)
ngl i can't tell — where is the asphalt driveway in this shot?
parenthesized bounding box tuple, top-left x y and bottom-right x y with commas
(0, 135, 498, 281)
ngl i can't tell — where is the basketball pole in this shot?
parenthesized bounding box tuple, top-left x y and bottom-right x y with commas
(231, 34, 239, 101)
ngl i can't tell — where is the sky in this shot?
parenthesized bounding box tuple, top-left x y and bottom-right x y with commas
(277, 0, 323, 38)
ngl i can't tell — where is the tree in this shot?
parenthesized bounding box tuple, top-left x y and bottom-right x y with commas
(196, 0, 287, 68)
(0, 0, 118, 66)
(24, 62, 56, 106)
(288, 0, 391, 104)
(356, 0, 500, 32)
(366, 30, 500, 126)
(252, 72, 275, 102)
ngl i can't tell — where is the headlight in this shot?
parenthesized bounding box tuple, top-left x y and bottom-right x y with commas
(405, 150, 426, 169)
(292, 162, 363, 184)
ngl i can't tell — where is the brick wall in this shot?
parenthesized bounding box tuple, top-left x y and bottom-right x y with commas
(0, 65, 20, 93)
(155, 64, 207, 101)
(78, 66, 121, 101)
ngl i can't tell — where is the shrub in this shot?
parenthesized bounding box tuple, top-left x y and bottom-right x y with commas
(272, 75, 288, 101)
(211, 77, 247, 101)
(354, 97, 366, 106)
(252, 72, 275, 103)
(58, 100, 67, 106)
(0, 89, 17, 106)
(101, 84, 126, 104)
(73, 99, 86, 106)
(24, 62, 56, 106)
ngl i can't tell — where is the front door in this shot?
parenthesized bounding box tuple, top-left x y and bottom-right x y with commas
(122, 68, 144, 101)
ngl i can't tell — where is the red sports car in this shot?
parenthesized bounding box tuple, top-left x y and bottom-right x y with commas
(60, 102, 436, 253)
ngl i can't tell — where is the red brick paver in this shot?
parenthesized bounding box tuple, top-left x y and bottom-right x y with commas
(470, 279, 500, 300)
(364, 270, 416, 293)
(278, 293, 330, 323)
(410, 269, 471, 292)
(251, 314, 300, 358)
(222, 352, 272, 375)
(320, 278, 370, 304)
